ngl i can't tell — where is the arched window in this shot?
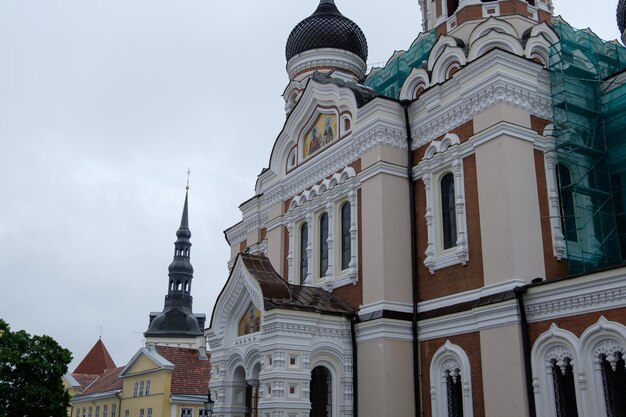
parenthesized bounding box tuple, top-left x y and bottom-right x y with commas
(311, 366, 332, 417)
(300, 223, 309, 283)
(445, 366, 464, 417)
(319, 213, 329, 277)
(551, 358, 578, 417)
(441, 173, 457, 250)
(341, 203, 351, 270)
(430, 341, 473, 417)
(601, 352, 626, 416)
(557, 164, 577, 242)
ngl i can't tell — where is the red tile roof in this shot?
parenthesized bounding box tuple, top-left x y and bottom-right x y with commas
(72, 373, 99, 389)
(78, 367, 124, 396)
(74, 339, 117, 375)
(155, 346, 210, 395)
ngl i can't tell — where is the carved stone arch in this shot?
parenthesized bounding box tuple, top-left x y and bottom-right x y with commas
(338, 166, 356, 183)
(310, 343, 345, 366)
(243, 345, 262, 379)
(424, 133, 460, 159)
(428, 35, 462, 71)
(430, 341, 474, 417)
(208, 260, 266, 347)
(467, 30, 524, 61)
(525, 34, 552, 68)
(439, 133, 460, 152)
(531, 324, 581, 417)
(543, 123, 555, 137)
(399, 68, 431, 100)
(431, 46, 467, 85)
(469, 16, 519, 45)
(529, 22, 560, 46)
(226, 350, 246, 379)
(579, 317, 626, 417)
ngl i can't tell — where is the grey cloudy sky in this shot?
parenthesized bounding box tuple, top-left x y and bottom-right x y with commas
(0, 0, 621, 371)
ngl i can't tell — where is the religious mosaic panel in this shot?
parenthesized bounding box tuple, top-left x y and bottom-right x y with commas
(303, 113, 337, 159)
(238, 303, 261, 336)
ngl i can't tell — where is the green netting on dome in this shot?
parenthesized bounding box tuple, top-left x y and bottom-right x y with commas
(549, 17, 626, 274)
(364, 31, 436, 99)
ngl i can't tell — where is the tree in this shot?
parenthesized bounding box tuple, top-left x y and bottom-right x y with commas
(0, 319, 72, 417)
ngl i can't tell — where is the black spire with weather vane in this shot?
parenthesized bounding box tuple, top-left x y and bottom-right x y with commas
(145, 175, 204, 339)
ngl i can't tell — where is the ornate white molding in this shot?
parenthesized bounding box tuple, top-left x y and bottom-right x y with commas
(225, 213, 269, 247)
(430, 341, 474, 417)
(355, 319, 413, 343)
(287, 48, 367, 81)
(525, 269, 626, 322)
(416, 133, 469, 274)
(263, 125, 406, 207)
(410, 50, 552, 148)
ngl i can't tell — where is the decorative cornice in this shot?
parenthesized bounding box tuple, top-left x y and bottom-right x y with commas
(355, 319, 413, 343)
(525, 269, 626, 322)
(263, 125, 406, 207)
(418, 300, 520, 341)
(410, 50, 552, 148)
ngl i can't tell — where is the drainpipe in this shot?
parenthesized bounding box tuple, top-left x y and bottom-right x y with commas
(350, 314, 359, 417)
(401, 99, 421, 417)
(115, 391, 122, 417)
(514, 286, 536, 417)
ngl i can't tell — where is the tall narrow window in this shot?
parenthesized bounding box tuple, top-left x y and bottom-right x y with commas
(311, 366, 332, 417)
(111, 404, 116, 417)
(552, 359, 579, 417)
(300, 223, 309, 282)
(319, 213, 329, 277)
(441, 173, 457, 250)
(341, 203, 351, 270)
(557, 164, 577, 242)
(446, 369, 463, 417)
(145, 380, 151, 396)
(447, 0, 459, 16)
(601, 352, 626, 417)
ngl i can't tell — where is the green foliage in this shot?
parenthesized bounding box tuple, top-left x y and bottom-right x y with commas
(0, 319, 73, 417)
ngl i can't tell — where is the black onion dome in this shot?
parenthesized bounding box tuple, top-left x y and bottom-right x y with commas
(286, 0, 368, 62)
(619, 0, 626, 33)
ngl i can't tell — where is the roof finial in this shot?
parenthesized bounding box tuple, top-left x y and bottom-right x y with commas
(186, 167, 191, 191)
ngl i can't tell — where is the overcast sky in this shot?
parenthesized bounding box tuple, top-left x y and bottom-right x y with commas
(0, 0, 621, 371)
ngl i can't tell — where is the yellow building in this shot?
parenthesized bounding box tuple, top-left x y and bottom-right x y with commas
(69, 191, 211, 417)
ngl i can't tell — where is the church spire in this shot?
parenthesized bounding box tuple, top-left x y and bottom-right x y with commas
(144, 185, 203, 339)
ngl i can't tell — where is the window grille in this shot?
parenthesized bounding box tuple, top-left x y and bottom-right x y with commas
(551, 359, 579, 417)
(601, 353, 626, 417)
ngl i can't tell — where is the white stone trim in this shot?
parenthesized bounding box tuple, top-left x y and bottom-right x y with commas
(418, 300, 520, 341)
(284, 169, 359, 290)
(430, 341, 474, 417)
(355, 319, 413, 343)
(530, 318, 626, 417)
(543, 145, 568, 260)
(286, 48, 367, 81)
(359, 300, 414, 316)
(525, 267, 626, 323)
(531, 324, 581, 417)
(409, 49, 552, 148)
(418, 279, 526, 314)
(416, 133, 469, 274)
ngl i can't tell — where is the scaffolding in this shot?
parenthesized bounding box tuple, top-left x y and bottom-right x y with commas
(364, 31, 436, 99)
(549, 17, 626, 274)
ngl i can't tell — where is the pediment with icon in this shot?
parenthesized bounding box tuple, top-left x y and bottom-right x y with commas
(303, 113, 338, 159)
(238, 303, 261, 336)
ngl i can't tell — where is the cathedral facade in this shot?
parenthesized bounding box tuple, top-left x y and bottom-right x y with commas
(206, 1, 626, 416)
